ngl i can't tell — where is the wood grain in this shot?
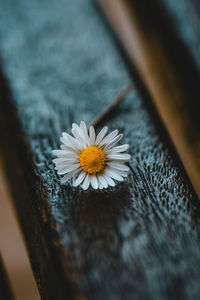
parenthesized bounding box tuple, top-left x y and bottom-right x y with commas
(1, 0, 200, 299)
(98, 0, 200, 199)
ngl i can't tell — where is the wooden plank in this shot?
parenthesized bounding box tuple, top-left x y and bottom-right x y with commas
(98, 0, 200, 199)
(0, 155, 40, 300)
(0, 257, 14, 300)
(1, 0, 200, 299)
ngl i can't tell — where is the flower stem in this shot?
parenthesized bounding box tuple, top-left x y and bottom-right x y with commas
(90, 83, 134, 128)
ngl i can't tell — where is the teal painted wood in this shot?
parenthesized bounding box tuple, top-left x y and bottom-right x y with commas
(1, 0, 200, 299)
(161, 0, 200, 69)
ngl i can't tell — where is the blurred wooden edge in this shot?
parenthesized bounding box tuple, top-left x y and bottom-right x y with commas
(98, 0, 200, 199)
(0, 157, 40, 300)
(0, 256, 14, 300)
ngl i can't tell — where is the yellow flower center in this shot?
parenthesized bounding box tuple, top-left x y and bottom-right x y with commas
(79, 146, 106, 174)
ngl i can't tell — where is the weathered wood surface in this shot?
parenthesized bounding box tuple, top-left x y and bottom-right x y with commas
(1, 0, 200, 299)
(99, 0, 200, 199)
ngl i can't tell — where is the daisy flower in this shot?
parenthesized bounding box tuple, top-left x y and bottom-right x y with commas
(52, 121, 131, 190)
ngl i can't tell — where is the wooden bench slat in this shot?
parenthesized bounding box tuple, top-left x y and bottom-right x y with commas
(99, 0, 200, 199)
(0, 257, 14, 300)
(1, 0, 200, 299)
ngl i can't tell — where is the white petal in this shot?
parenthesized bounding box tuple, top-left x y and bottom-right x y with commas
(52, 149, 75, 157)
(55, 162, 78, 169)
(98, 175, 108, 188)
(107, 153, 131, 162)
(52, 149, 62, 156)
(60, 145, 78, 153)
(81, 173, 91, 190)
(103, 175, 115, 187)
(97, 179, 104, 189)
(80, 121, 88, 133)
(62, 132, 81, 149)
(60, 167, 81, 183)
(105, 168, 124, 181)
(107, 144, 129, 153)
(63, 133, 82, 151)
(73, 171, 86, 187)
(99, 129, 119, 147)
(53, 158, 78, 166)
(59, 151, 78, 159)
(71, 123, 89, 148)
(72, 123, 80, 135)
(60, 171, 75, 184)
(95, 126, 108, 145)
(72, 127, 84, 143)
(57, 163, 80, 175)
(80, 121, 90, 145)
(60, 135, 69, 145)
(60, 138, 78, 152)
(52, 157, 66, 163)
(109, 168, 128, 178)
(91, 175, 98, 189)
(107, 162, 130, 171)
(89, 126, 96, 145)
(72, 122, 78, 129)
(104, 134, 123, 150)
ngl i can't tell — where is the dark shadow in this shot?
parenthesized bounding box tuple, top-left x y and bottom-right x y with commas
(70, 184, 132, 230)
